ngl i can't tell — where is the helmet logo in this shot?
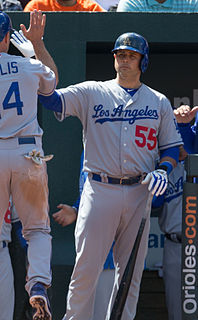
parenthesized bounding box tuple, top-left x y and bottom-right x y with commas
(112, 32, 149, 73)
(123, 37, 132, 47)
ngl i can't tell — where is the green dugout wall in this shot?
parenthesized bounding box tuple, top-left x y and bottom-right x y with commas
(8, 12, 198, 319)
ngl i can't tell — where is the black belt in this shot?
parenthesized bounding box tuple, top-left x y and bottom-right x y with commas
(18, 137, 36, 145)
(165, 233, 182, 243)
(92, 173, 142, 185)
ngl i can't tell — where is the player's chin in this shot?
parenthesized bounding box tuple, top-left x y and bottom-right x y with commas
(119, 68, 131, 77)
(120, 65, 130, 71)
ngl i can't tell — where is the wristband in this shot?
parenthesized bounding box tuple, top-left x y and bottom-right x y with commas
(158, 161, 173, 175)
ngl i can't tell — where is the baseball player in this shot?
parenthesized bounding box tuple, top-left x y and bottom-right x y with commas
(39, 32, 183, 320)
(0, 198, 32, 320)
(0, 197, 31, 320)
(154, 107, 198, 320)
(53, 151, 115, 320)
(152, 146, 187, 320)
(0, 201, 14, 320)
(0, 10, 58, 320)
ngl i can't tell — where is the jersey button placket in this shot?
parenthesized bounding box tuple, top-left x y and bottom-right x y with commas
(121, 124, 128, 174)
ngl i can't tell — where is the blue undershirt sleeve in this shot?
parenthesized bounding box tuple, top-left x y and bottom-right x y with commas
(160, 146, 179, 162)
(177, 123, 195, 153)
(159, 146, 179, 175)
(38, 91, 62, 113)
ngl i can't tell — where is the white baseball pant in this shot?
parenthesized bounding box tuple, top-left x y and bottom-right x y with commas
(65, 176, 151, 320)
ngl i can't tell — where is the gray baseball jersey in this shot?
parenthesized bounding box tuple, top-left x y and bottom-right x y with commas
(56, 80, 182, 176)
(0, 52, 55, 296)
(55, 80, 182, 320)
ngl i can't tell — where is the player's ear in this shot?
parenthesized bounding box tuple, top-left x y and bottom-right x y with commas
(4, 32, 9, 43)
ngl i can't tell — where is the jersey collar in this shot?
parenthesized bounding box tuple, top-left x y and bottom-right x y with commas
(121, 87, 138, 97)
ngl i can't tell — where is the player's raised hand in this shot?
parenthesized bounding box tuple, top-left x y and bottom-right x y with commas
(52, 204, 77, 227)
(20, 9, 46, 45)
(174, 105, 198, 123)
(19, 9, 59, 84)
(141, 169, 168, 197)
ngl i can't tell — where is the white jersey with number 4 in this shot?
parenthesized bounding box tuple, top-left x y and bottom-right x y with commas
(0, 53, 56, 138)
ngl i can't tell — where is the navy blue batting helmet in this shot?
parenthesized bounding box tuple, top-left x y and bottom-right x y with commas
(112, 32, 149, 73)
(0, 11, 12, 42)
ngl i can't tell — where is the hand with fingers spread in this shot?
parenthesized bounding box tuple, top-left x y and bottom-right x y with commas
(18, 9, 58, 83)
(141, 169, 168, 197)
(52, 204, 77, 227)
(174, 105, 198, 123)
(20, 9, 46, 46)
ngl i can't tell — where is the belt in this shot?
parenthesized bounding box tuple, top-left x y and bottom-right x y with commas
(165, 233, 182, 243)
(92, 173, 142, 185)
(0, 241, 7, 248)
(18, 137, 36, 145)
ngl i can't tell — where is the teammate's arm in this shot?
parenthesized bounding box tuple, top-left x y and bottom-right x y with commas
(159, 146, 179, 173)
(53, 204, 77, 227)
(174, 105, 198, 153)
(38, 90, 62, 112)
(53, 151, 85, 227)
(20, 10, 59, 85)
(174, 105, 198, 123)
(10, 25, 60, 110)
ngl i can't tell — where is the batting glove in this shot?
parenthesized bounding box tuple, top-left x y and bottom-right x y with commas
(141, 169, 168, 197)
(10, 30, 35, 58)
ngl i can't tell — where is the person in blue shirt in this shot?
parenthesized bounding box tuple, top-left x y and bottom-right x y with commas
(53, 151, 115, 320)
(117, 0, 198, 12)
(152, 146, 187, 320)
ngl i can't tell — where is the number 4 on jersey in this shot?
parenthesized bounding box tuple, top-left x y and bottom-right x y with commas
(3, 81, 23, 115)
